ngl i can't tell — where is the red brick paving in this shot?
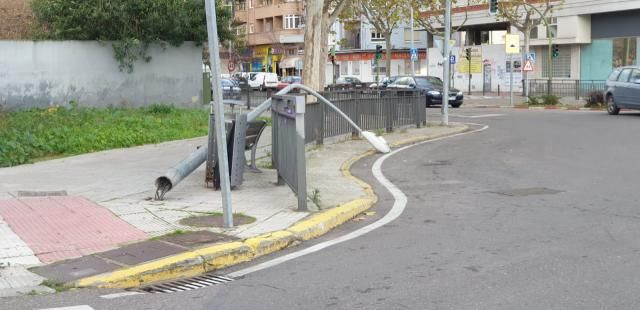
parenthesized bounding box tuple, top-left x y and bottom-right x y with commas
(0, 196, 147, 263)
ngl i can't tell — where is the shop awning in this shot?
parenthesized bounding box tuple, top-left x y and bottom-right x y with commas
(280, 56, 302, 68)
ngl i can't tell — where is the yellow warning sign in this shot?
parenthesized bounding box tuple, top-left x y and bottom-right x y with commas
(505, 34, 520, 54)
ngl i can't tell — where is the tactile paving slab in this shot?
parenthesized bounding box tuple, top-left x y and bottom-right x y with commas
(0, 196, 148, 263)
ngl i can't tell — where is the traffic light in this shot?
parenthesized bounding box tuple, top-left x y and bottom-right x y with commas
(375, 45, 383, 60)
(489, 0, 498, 14)
(552, 44, 560, 58)
(465, 48, 471, 61)
(330, 55, 336, 65)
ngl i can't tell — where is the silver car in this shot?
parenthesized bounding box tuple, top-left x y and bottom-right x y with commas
(604, 66, 640, 115)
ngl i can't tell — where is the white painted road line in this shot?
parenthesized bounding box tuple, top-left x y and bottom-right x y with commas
(451, 113, 504, 118)
(228, 123, 489, 278)
(99, 291, 145, 299)
(38, 306, 94, 310)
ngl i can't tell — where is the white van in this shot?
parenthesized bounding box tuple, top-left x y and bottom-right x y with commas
(248, 72, 278, 91)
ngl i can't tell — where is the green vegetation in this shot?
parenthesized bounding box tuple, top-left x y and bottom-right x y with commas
(256, 116, 273, 127)
(31, 0, 240, 72)
(309, 189, 322, 208)
(0, 104, 209, 167)
(40, 280, 68, 293)
(527, 95, 561, 106)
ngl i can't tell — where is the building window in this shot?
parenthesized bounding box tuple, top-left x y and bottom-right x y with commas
(249, 23, 254, 34)
(546, 17, 557, 39)
(371, 30, 385, 41)
(287, 48, 297, 55)
(248, 0, 253, 8)
(403, 28, 420, 42)
(265, 20, 272, 32)
(612, 37, 637, 68)
(541, 46, 571, 78)
(353, 61, 360, 75)
(284, 15, 302, 29)
(530, 19, 539, 39)
(261, 0, 272, 6)
(374, 61, 387, 74)
(341, 61, 349, 75)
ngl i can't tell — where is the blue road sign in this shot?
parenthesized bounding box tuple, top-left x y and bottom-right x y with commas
(450, 55, 456, 64)
(526, 52, 536, 63)
(410, 48, 417, 56)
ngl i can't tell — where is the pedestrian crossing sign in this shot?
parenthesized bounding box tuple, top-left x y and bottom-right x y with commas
(523, 60, 534, 72)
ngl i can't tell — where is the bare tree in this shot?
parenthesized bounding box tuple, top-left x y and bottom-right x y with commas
(407, 0, 469, 37)
(496, 0, 559, 96)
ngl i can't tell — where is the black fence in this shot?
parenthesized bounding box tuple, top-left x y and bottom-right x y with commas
(304, 90, 426, 144)
(527, 79, 606, 99)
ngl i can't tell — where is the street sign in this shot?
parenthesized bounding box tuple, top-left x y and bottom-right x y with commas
(526, 52, 536, 63)
(227, 61, 236, 72)
(450, 55, 456, 64)
(505, 34, 520, 54)
(523, 59, 534, 72)
(434, 37, 456, 56)
(410, 48, 418, 62)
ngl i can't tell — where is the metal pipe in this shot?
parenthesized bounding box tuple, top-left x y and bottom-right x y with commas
(155, 146, 208, 200)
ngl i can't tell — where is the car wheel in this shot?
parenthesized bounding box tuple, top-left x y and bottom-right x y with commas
(451, 102, 462, 108)
(607, 95, 620, 115)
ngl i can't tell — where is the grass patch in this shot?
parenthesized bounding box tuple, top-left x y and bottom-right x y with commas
(41, 280, 68, 293)
(150, 229, 189, 240)
(255, 116, 272, 127)
(0, 104, 209, 167)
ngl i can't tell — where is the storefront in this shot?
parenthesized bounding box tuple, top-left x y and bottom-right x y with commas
(580, 10, 640, 80)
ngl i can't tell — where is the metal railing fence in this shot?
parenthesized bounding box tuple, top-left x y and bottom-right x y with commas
(527, 79, 606, 99)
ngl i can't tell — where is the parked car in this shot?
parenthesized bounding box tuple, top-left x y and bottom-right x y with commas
(369, 76, 399, 89)
(220, 78, 241, 100)
(248, 72, 279, 91)
(386, 76, 464, 108)
(334, 76, 367, 88)
(277, 76, 302, 90)
(604, 66, 640, 115)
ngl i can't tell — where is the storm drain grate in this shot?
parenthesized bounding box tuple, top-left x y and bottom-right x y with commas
(134, 274, 234, 294)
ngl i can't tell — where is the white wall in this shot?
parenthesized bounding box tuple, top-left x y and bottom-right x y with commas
(0, 41, 202, 110)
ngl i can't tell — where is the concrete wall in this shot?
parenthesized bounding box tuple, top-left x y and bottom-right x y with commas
(0, 41, 203, 110)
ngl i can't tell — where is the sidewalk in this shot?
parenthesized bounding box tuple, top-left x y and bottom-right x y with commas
(0, 121, 467, 296)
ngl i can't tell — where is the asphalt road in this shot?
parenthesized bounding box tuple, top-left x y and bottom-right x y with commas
(7, 108, 640, 310)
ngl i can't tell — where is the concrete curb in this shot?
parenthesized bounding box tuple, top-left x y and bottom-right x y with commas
(70, 125, 469, 289)
(470, 105, 605, 111)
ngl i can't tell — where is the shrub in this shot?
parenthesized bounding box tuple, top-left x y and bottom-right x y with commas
(584, 91, 605, 108)
(540, 95, 560, 106)
(527, 96, 541, 105)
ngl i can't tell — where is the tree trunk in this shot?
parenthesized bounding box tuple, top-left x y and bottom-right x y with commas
(319, 9, 330, 88)
(384, 33, 392, 79)
(302, 0, 325, 92)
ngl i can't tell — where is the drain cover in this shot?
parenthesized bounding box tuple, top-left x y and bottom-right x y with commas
(423, 160, 452, 167)
(17, 190, 67, 197)
(491, 187, 563, 197)
(134, 274, 234, 294)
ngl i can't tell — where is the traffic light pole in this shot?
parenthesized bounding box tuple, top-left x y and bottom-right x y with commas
(442, 0, 451, 126)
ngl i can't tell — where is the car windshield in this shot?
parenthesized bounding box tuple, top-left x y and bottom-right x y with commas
(291, 77, 301, 83)
(415, 77, 443, 87)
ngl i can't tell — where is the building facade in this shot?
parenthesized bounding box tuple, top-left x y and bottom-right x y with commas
(233, 0, 305, 76)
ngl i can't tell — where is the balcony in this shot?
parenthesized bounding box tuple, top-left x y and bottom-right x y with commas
(247, 29, 304, 45)
(235, 9, 247, 23)
(253, 2, 302, 20)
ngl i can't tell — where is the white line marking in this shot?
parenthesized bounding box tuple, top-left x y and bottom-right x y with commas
(99, 291, 145, 299)
(228, 124, 489, 278)
(451, 113, 504, 118)
(38, 306, 94, 310)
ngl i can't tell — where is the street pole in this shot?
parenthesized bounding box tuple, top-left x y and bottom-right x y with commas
(410, 7, 415, 76)
(205, 0, 234, 228)
(509, 54, 514, 106)
(442, 0, 450, 126)
(426, 31, 430, 76)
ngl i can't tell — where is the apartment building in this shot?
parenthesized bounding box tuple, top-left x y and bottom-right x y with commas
(328, 20, 429, 84)
(330, 0, 640, 92)
(233, 0, 305, 75)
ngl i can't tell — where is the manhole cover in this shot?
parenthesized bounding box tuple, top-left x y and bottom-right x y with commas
(179, 214, 256, 228)
(423, 160, 452, 167)
(490, 187, 564, 197)
(17, 190, 67, 197)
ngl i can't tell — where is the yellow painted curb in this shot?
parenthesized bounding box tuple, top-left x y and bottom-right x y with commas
(70, 124, 468, 289)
